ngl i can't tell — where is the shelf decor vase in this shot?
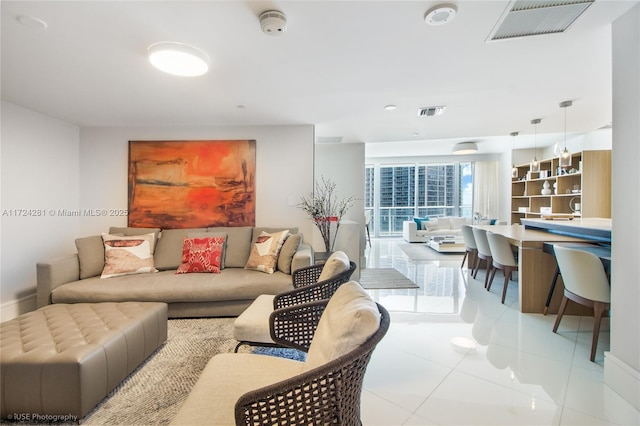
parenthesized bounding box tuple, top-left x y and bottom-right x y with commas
(541, 181, 552, 195)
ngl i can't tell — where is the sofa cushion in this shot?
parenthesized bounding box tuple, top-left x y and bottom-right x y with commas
(277, 233, 302, 274)
(413, 216, 429, 229)
(108, 227, 161, 252)
(304, 281, 380, 371)
(101, 233, 157, 279)
(208, 226, 253, 268)
(251, 227, 298, 242)
(75, 235, 105, 279)
(154, 228, 207, 270)
(317, 250, 350, 282)
(176, 236, 226, 274)
(245, 230, 290, 274)
(449, 217, 467, 229)
(51, 269, 294, 304)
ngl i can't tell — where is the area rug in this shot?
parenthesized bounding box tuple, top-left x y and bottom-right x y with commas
(75, 318, 304, 425)
(398, 242, 464, 262)
(359, 268, 419, 289)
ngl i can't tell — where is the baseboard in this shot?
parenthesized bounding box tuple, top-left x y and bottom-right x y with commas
(604, 351, 640, 411)
(0, 294, 37, 322)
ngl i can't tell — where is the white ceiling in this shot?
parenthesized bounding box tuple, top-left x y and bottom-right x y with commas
(1, 1, 636, 156)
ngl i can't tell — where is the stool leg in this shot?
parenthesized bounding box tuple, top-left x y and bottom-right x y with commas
(543, 267, 561, 315)
(461, 251, 468, 269)
(552, 296, 569, 333)
(590, 302, 608, 362)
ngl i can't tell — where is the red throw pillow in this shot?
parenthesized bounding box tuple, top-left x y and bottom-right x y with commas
(176, 236, 225, 274)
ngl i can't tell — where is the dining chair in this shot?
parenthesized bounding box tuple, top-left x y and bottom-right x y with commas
(486, 232, 518, 304)
(552, 244, 611, 362)
(460, 225, 477, 270)
(471, 227, 492, 288)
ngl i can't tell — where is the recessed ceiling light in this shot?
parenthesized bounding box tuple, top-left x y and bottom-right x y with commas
(384, 105, 397, 111)
(148, 42, 209, 77)
(425, 4, 458, 26)
(16, 14, 48, 30)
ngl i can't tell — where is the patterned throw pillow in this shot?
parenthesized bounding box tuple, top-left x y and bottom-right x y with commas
(101, 233, 157, 279)
(176, 236, 226, 274)
(244, 230, 290, 274)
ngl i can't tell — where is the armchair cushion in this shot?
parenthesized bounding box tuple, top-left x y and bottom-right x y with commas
(232, 294, 275, 344)
(304, 281, 380, 371)
(170, 353, 303, 426)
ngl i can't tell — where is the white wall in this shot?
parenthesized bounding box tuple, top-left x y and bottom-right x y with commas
(1, 102, 80, 320)
(0, 113, 314, 320)
(78, 125, 315, 236)
(606, 3, 640, 411)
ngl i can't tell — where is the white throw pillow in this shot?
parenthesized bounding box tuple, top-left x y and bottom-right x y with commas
(304, 281, 380, 371)
(317, 251, 350, 282)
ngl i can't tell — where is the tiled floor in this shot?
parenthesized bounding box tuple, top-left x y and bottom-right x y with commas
(360, 238, 639, 426)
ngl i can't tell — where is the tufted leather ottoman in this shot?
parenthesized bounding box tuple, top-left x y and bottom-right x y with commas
(0, 302, 167, 420)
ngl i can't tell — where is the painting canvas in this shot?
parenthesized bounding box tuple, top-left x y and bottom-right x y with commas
(128, 140, 256, 229)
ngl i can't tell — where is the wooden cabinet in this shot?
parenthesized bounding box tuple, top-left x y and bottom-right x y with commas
(510, 150, 611, 224)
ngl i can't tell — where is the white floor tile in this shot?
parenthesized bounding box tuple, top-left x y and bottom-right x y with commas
(362, 238, 639, 426)
(414, 370, 562, 425)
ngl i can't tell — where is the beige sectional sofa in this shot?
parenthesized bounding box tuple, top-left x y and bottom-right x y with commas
(37, 226, 312, 318)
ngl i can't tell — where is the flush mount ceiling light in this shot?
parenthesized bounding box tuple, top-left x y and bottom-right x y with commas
(148, 42, 209, 77)
(384, 105, 397, 111)
(453, 142, 478, 155)
(424, 4, 458, 26)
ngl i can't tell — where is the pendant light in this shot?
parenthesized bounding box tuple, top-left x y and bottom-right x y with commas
(559, 100, 572, 168)
(511, 131, 519, 178)
(530, 119, 541, 173)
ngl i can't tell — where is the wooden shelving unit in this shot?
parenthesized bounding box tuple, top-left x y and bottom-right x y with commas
(510, 150, 611, 224)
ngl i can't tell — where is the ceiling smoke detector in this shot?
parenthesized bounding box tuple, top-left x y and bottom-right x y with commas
(424, 4, 458, 26)
(260, 10, 287, 35)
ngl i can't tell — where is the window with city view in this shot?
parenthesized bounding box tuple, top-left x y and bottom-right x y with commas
(365, 162, 473, 236)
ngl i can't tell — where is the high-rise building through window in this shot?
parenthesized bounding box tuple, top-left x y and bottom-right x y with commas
(365, 162, 473, 236)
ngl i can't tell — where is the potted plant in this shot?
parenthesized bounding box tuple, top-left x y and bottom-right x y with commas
(299, 176, 354, 253)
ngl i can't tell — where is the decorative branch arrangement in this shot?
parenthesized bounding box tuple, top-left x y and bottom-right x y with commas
(298, 177, 354, 253)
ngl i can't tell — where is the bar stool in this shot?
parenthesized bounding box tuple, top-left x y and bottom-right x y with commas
(552, 245, 611, 362)
(471, 227, 492, 288)
(486, 232, 519, 304)
(460, 225, 477, 270)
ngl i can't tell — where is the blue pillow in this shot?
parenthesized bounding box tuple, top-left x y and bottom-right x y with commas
(490, 219, 497, 225)
(413, 217, 429, 229)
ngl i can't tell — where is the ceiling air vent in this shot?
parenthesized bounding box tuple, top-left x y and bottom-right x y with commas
(487, 0, 594, 42)
(418, 105, 446, 117)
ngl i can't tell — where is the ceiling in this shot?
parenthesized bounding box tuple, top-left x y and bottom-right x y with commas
(1, 1, 636, 156)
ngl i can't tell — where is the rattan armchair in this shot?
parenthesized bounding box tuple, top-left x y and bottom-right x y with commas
(233, 253, 356, 351)
(235, 290, 390, 425)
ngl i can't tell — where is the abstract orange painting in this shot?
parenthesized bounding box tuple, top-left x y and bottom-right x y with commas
(128, 140, 256, 229)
